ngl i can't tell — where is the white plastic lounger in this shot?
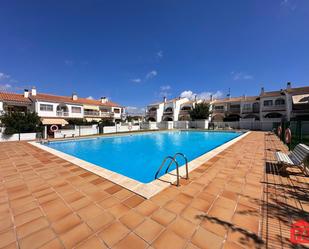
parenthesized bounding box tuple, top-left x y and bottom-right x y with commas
(275, 143, 309, 176)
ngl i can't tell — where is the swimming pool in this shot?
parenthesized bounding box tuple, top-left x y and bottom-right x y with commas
(46, 131, 242, 183)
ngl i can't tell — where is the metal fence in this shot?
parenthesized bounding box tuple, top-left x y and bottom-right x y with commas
(275, 120, 309, 150)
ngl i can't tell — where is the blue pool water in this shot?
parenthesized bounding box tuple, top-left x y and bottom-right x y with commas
(47, 131, 242, 183)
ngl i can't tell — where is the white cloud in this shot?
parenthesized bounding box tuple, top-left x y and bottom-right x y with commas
(130, 78, 142, 83)
(180, 90, 223, 101)
(0, 83, 12, 91)
(130, 70, 158, 83)
(159, 85, 172, 97)
(146, 70, 158, 79)
(231, 71, 253, 81)
(0, 71, 18, 86)
(280, 0, 296, 10)
(125, 106, 145, 115)
(157, 51, 163, 58)
(0, 72, 11, 81)
(86, 96, 94, 99)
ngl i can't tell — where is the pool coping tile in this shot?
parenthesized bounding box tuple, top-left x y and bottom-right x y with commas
(29, 130, 250, 199)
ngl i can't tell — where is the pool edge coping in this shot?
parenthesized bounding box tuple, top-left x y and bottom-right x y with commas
(28, 130, 251, 199)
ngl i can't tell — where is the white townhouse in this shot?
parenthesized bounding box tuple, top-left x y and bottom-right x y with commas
(0, 91, 32, 115)
(210, 82, 309, 123)
(146, 97, 194, 122)
(0, 87, 124, 125)
(145, 82, 309, 124)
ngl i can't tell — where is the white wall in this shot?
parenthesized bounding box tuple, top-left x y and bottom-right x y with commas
(112, 107, 122, 120)
(0, 132, 37, 142)
(35, 101, 59, 117)
(156, 103, 164, 122)
(157, 121, 174, 129)
(103, 125, 140, 133)
(140, 122, 159, 130)
(54, 125, 98, 138)
(213, 120, 277, 131)
(67, 104, 84, 118)
(173, 98, 189, 121)
(35, 101, 84, 118)
(190, 120, 209, 129)
(174, 121, 189, 129)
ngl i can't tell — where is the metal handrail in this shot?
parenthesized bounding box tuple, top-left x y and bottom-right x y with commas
(167, 153, 189, 180)
(155, 156, 180, 186)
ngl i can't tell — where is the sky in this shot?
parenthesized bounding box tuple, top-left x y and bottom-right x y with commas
(0, 0, 309, 114)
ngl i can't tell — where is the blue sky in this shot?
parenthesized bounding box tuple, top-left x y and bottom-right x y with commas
(0, 0, 309, 113)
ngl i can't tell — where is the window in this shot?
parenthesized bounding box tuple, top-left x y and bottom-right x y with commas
(40, 104, 53, 111)
(275, 98, 285, 106)
(181, 106, 192, 111)
(214, 106, 224, 110)
(263, 100, 273, 106)
(71, 107, 81, 113)
(243, 104, 251, 110)
(230, 104, 240, 109)
(114, 108, 120, 113)
(100, 108, 109, 113)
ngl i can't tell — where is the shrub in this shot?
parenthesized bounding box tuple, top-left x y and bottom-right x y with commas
(1, 112, 43, 135)
(189, 102, 210, 120)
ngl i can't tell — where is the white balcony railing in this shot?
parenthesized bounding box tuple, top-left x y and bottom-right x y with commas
(84, 111, 100, 116)
(56, 111, 69, 117)
(100, 112, 114, 118)
(262, 105, 286, 111)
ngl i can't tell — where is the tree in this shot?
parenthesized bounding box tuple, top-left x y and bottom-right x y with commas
(0, 112, 43, 135)
(189, 102, 210, 120)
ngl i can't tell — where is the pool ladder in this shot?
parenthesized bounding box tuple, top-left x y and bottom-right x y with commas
(155, 153, 189, 186)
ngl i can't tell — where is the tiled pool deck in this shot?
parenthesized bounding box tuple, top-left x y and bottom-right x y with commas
(0, 132, 308, 249)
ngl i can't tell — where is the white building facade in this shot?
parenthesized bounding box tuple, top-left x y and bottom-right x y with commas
(0, 87, 124, 124)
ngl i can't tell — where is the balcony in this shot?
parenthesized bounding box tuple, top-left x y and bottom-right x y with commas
(212, 109, 225, 113)
(179, 110, 190, 115)
(262, 105, 286, 112)
(228, 108, 241, 113)
(241, 108, 260, 113)
(100, 112, 114, 118)
(84, 110, 100, 116)
(163, 111, 173, 115)
(56, 111, 69, 117)
(146, 110, 157, 117)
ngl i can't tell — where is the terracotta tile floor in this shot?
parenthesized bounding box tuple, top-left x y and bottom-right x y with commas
(0, 131, 308, 249)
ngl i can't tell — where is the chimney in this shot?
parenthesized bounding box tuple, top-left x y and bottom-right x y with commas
(194, 95, 197, 102)
(287, 82, 291, 90)
(24, 89, 29, 98)
(163, 96, 167, 103)
(72, 92, 78, 100)
(101, 97, 108, 103)
(31, 86, 37, 96)
(261, 87, 264, 95)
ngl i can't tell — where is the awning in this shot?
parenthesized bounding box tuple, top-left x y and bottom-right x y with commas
(41, 118, 68, 125)
(83, 105, 99, 111)
(86, 118, 101, 122)
(292, 94, 309, 104)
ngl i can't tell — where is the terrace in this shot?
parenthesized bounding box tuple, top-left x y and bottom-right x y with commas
(0, 132, 307, 249)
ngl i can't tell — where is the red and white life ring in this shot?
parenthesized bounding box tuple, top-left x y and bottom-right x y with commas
(50, 125, 59, 132)
(285, 128, 292, 144)
(277, 126, 282, 137)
